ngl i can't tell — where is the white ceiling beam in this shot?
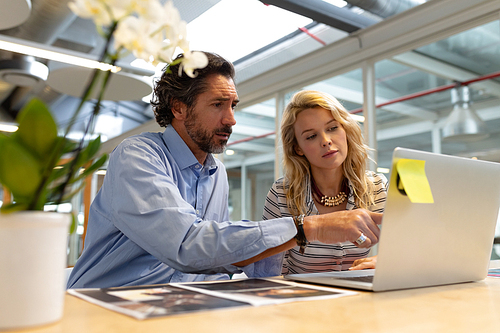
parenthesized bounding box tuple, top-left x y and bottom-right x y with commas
(240, 104, 276, 118)
(392, 51, 500, 97)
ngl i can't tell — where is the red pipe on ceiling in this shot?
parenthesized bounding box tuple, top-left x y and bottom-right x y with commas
(350, 69, 500, 114)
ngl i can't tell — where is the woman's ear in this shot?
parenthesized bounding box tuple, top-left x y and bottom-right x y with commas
(171, 100, 188, 120)
(294, 145, 304, 156)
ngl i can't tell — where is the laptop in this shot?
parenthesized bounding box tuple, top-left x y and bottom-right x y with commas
(285, 147, 500, 292)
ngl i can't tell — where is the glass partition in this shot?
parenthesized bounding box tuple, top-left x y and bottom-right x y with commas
(225, 98, 276, 221)
(374, 19, 500, 169)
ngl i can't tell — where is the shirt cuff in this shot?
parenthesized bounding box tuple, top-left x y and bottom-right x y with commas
(259, 217, 296, 248)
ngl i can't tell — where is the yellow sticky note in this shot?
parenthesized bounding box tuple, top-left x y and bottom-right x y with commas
(396, 159, 434, 203)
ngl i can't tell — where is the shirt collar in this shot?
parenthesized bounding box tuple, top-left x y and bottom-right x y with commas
(162, 126, 218, 174)
(204, 154, 218, 175)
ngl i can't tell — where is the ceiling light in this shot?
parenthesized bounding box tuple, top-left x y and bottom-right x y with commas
(225, 149, 235, 156)
(442, 86, 489, 142)
(0, 123, 18, 132)
(0, 39, 120, 73)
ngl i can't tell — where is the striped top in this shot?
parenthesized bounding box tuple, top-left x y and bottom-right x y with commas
(262, 171, 388, 275)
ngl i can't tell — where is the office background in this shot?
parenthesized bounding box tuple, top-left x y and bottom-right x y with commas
(1, 0, 499, 264)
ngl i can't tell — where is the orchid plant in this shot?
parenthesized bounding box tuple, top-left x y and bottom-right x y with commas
(0, 0, 207, 220)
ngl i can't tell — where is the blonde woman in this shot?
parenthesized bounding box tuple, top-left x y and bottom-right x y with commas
(263, 90, 387, 275)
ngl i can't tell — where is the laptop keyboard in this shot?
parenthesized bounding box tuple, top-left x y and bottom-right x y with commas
(334, 275, 374, 283)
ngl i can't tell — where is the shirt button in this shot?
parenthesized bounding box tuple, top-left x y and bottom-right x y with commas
(195, 165, 200, 169)
(196, 210, 200, 215)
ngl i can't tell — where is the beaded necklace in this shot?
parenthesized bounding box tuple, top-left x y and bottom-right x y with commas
(311, 176, 347, 207)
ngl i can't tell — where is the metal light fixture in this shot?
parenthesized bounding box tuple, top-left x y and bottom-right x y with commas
(442, 85, 489, 142)
(0, 56, 48, 87)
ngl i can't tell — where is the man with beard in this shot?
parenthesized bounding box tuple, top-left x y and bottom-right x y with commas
(67, 52, 382, 289)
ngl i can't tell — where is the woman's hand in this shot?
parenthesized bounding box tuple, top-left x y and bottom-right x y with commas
(349, 255, 377, 270)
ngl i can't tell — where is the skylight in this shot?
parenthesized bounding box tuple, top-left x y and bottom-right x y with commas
(187, 0, 312, 62)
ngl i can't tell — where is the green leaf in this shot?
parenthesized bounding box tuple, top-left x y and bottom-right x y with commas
(61, 137, 78, 155)
(73, 154, 108, 182)
(62, 182, 86, 202)
(15, 98, 58, 158)
(0, 138, 42, 199)
(78, 154, 108, 179)
(39, 137, 66, 180)
(0, 202, 29, 214)
(47, 164, 70, 184)
(0, 133, 8, 184)
(69, 212, 77, 234)
(0, 132, 10, 157)
(73, 136, 102, 168)
(86, 135, 102, 159)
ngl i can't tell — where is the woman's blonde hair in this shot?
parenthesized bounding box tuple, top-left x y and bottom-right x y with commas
(281, 90, 374, 215)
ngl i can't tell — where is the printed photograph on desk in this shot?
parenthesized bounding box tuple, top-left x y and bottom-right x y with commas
(68, 279, 356, 319)
(67, 285, 249, 320)
(171, 278, 357, 306)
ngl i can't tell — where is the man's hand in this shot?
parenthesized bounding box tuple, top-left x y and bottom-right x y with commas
(349, 255, 377, 270)
(303, 209, 382, 248)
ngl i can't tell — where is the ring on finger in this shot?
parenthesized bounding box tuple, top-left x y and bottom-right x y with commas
(355, 233, 367, 245)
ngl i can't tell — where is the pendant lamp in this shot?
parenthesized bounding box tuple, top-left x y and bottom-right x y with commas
(442, 86, 489, 142)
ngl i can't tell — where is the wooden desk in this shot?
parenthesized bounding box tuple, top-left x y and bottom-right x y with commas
(12, 266, 500, 333)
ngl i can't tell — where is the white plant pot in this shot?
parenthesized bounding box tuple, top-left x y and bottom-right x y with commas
(0, 211, 70, 330)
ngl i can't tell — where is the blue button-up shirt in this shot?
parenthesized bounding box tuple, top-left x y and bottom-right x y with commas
(67, 126, 295, 288)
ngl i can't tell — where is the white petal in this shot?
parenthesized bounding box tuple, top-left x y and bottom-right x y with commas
(187, 51, 209, 69)
(180, 51, 208, 77)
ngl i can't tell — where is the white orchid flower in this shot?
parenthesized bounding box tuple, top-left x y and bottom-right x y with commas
(68, 0, 113, 26)
(106, 2, 132, 22)
(164, 19, 187, 50)
(131, 0, 164, 22)
(114, 16, 163, 62)
(162, 1, 182, 26)
(177, 38, 190, 54)
(68, 0, 138, 26)
(157, 44, 176, 64)
(178, 51, 209, 78)
(156, 35, 185, 64)
(69, 0, 204, 74)
(156, 13, 187, 63)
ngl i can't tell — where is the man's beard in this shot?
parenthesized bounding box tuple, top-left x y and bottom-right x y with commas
(184, 110, 232, 154)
